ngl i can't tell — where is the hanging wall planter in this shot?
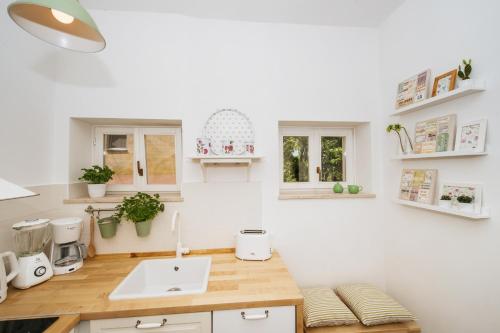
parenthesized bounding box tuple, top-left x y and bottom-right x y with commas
(97, 216, 120, 239)
(114, 192, 165, 238)
(134, 220, 153, 237)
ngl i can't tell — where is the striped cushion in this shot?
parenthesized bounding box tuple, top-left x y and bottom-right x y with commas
(302, 287, 359, 328)
(335, 284, 416, 326)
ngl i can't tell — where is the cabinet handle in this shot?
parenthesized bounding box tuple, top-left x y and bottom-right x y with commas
(135, 319, 167, 329)
(241, 310, 269, 320)
(137, 161, 144, 176)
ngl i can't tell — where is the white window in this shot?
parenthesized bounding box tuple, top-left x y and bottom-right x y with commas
(93, 126, 182, 192)
(279, 126, 354, 189)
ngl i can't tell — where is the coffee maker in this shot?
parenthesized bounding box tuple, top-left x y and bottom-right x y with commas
(49, 217, 85, 275)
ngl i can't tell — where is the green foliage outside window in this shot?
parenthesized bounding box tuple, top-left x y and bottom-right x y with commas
(283, 136, 309, 182)
(321, 137, 344, 182)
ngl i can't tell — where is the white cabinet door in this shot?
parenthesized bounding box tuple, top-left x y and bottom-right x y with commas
(90, 312, 211, 333)
(213, 306, 295, 333)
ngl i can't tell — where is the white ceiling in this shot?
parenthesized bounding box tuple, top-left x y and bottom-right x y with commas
(81, 0, 405, 27)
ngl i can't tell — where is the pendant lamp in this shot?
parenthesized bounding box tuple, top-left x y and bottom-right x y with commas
(8, 0, 106, 52)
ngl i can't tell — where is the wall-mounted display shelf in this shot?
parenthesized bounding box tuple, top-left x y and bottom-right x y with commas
(392, 150, 488, 160)
(391, 79, 486, 116)
(393, 199, 490, 220)
(279, 190, 376, 200)
(189, 155, 262, 182)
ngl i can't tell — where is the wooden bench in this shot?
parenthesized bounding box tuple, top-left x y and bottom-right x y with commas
(305, 321, 421, 333)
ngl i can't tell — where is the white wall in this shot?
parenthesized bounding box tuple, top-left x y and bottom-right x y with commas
(0, 0, 56, 186)
(380, 1, 500, 332)
(6, 11, 385, 288)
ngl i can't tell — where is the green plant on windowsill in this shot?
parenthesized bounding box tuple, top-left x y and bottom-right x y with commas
(386, 123, 414, 154)
(79, 165, 114, 199)
(115, 192, 165, 237)
(440, 195, 452, 201)
(79, 165, 114, 184)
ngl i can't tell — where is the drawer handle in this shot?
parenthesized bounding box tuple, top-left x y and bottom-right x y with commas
(135, 319, 167, 329)
(241, 310, 269, 320)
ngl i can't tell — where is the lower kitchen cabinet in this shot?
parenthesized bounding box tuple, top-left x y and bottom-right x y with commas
(213, 306, 296, 333)
(88, 312, 211, 333)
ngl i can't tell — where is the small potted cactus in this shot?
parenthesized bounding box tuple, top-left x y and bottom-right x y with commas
(457, 59, 472, 89)
(439, 194, 452, 209)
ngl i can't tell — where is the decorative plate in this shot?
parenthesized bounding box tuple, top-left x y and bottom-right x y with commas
(203, 109, 255, 155)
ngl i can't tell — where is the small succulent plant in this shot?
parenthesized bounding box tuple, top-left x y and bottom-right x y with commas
(458, 59, 472, 80)
(457, 195, 473, 204)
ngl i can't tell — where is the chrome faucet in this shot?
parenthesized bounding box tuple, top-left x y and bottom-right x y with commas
(171, 210, 190, 258)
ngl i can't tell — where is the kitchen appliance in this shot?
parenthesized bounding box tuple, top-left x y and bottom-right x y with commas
(50, 217, 85, 275)
(235, 229, 272, 261)
(11, 219, 53, 289)
(0, 251, 19, 304)
(0, 317, 58, 333)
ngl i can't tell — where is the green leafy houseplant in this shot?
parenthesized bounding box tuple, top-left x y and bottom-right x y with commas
(386, 123, 414, 153)
(79, 165, 114, 184)
(115, 193, 165, 237)
(440, 195, 452, 201)
(458, 59, 472, 80)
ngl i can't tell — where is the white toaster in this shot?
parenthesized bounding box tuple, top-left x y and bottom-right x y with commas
(235, 229, 272, 261)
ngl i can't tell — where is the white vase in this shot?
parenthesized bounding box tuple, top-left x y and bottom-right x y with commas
(88, 184, 107, 198)
(458, 202, 474, 213)
(458, 79, 473, 89)
(439, 200, 452, 209)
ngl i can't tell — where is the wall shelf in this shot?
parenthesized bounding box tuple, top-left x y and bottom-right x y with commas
(391, 79, 486, 116)
(393, 199, 490, 220)
(392, 150, 488, 160)
(189, 155, 262, 182)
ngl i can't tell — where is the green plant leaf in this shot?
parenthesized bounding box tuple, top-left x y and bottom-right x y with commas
(78, 165, 114, 184)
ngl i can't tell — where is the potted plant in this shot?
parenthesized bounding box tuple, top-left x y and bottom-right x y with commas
(386, 124, 414, 154)
(79, 165, 114, 198)
(457, 59, 472, 89)
(439, 195, 452, 209)
(456, 195, 474, 213)
(97, 216, 120, 239)
(115, 192, 165, 237)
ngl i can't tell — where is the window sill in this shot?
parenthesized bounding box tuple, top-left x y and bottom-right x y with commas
(278, 189, 376, 200)
(63, 192, 184, 204)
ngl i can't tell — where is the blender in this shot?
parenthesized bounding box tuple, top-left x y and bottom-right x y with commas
(11, 219, 53, 289)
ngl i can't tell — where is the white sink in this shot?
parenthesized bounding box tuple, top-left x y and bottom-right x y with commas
(109, 256, 211, 300)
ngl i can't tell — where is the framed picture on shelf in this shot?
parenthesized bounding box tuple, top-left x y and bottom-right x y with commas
(399, 169, 438, 204)
(454, 119, 487, 153)
(395, 69, 431, 109)
(414, 114, 456, 154)
(439, 182, 482, 214)
(432, 69, 458, 96)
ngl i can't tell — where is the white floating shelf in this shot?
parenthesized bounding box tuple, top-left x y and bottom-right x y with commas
(391, 79, 486, 116)
(392, 150, 488, 160)
(189, 155, 262, 182)
(393, 199, 490, 220)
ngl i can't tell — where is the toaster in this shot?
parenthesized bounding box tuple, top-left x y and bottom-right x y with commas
(235, 229, 272, 261)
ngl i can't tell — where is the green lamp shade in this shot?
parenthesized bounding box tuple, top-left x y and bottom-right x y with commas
(8, 0, 105, 52)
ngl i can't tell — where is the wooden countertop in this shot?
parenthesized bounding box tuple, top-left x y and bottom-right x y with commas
(0, 252, 303, 323)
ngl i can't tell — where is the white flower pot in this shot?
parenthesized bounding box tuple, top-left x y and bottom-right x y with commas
(458, 202, 474, 213)
(88, 184, 107, 198)
(439, 200, 452, 209)
(458, 79, 473, 89)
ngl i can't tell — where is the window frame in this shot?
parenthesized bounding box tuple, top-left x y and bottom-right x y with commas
(93, 126, 182, 192)
(279, 126, 355, 190)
